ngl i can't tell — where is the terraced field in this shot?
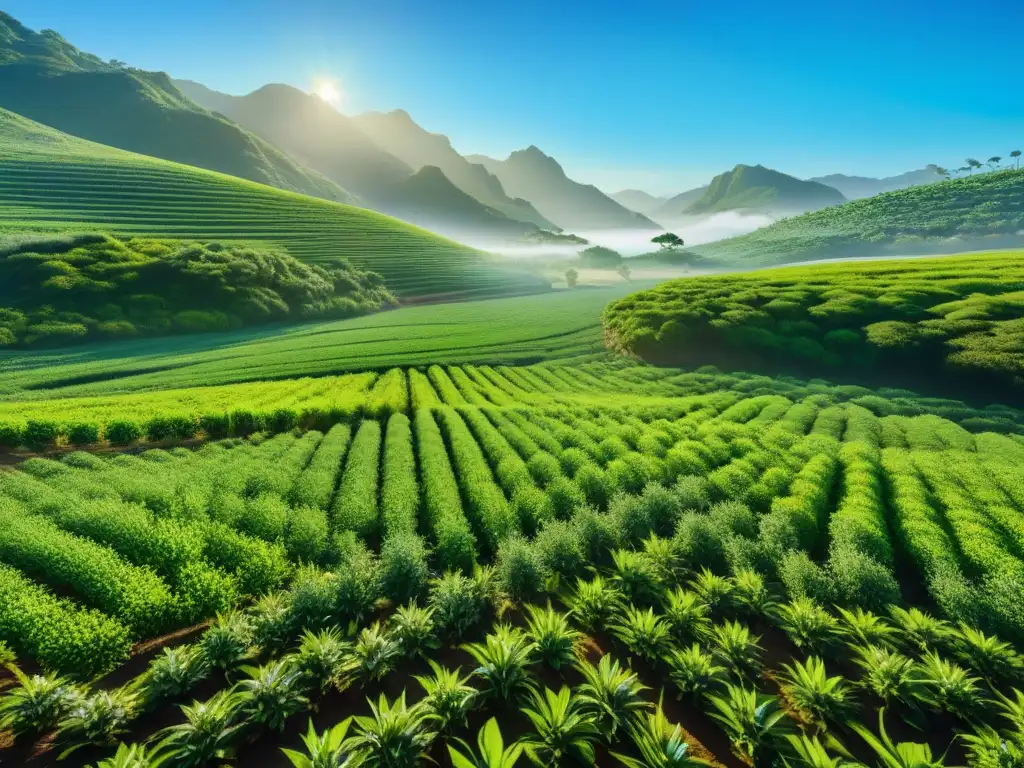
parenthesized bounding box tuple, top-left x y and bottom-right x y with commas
(0, 108, 549, 300)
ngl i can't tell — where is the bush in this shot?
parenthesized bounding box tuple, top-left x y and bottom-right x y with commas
(333, 534, 381, 622)
(546, 476, 585, 519)
(230, 409, 264, 437)
(23, 420, 61, 451)
(575, 463, 611, 509)
(533, 519, 586, 580)
(199, 413, 230, 439)
(0, 421, 23, 449)
(104, 420, 142, 446)
(429, 571, 488, 639)
(496, 536, 547, 602)
(379, 532, 430, 605)
(779, 551, 836, 604)
(268, 408, 297, 433)
(65, 422, 100, 446)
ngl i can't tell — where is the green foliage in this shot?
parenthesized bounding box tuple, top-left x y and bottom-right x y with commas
(852, 645, 926, 709)
(429, 571, 490, 640)
(463, 625, 538, 706)
(281, 717, 355, 768)
(295, 628, 351, 694)
(56, 688, 140, 758)
(154, 688, 247, 768)
(0, 668, 79, 740)
(666, 643, 728, 703)
(342, 692, 437, 768)
(851, 709, 949, 768)
(566, 574, 623, 632)
(710, 620, 764, 680)
(415, 661, 477, 734)
(350, 623, 402, 685)
(777, 598, 842, 654)
(143, 646, 210, 706)
(707, 684, 794, 767)
(448, 717, 523, 768)
(779, 656, 856, 731)
(575, 655, 650, 740)
(238, 658, 310, 731)
(612, 697, 710, 768)
(610, 606, 673, 665)
(524, 603, 580, 670)
(519, 686, 600, 766)
(390, 603, 440, 660)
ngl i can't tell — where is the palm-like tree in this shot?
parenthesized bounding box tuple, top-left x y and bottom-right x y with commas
(343, 692, 437, 767)
(965, 158, 983, 175)
(462, 625, 538, 706)
(154, 688, 247, 768)
(518, 686, 601, 766)
(612, 696, 711, 768)
(778, 656, 856, 732)
(238, 658, 310, 732)
(707, 684, 793, 768)
(95, 743, 168, 768)
(575, 655, 651, 741)
(1011, 150, 1021, 169)
(414, 661, 477, 733)
(0, 669, 79, 740)
(281, 717, 356, 768)
(523, 603, 581, 670)
(987, 156, 1002, 170)
(851, 708, 951, 768)
(448, 717, 523, 768)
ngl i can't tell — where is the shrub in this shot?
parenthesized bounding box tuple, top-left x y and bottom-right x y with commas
(496, 535, 547, 603)
(23, 419, 61, 451)
(429, 571, 488, 639)
(67, 422, 101, 446)
(199, 413, 230, 439)
(547, 476, 586, 519)
(379, 532, 430, 605)
(104, 420, 142, 445)
(533, 519, 586, 580)
(0, 421, 23, 449)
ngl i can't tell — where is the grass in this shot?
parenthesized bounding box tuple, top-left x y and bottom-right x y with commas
(0, 108, 549, 301)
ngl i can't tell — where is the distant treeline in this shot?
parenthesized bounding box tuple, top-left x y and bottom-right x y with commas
(0, 233, 395, 347)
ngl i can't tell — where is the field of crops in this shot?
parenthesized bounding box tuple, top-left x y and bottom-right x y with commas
(1, 359, 1023, 767)
(0, 108, 548, 301)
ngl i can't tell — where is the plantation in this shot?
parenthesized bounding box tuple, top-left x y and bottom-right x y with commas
(0, 108, 549, 301)
(0, 358, 1023, 766)
(602, 251, 1024, 398)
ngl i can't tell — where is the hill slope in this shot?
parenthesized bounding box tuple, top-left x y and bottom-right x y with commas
(653, 185, 709, 220)
(0, 12, 348, 202)
(0, 108, 549, 301)
(684, 164, 845, 215)
(352, 110, 558, 230)
(467, 147, 660, 231)
(609, 189, 668, 216)
(810, 167, 943, 199)
(696, 169, 1024, 264)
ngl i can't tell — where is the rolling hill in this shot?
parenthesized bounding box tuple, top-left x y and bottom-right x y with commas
(352, 109, 557, 230)
(0, 12, 349, 202)
(0, 108, 549, 301)
(683, 164, 846, 215)
(467, 146, 660, 231)
(653, 185, 709, 220)
(695, 168, 1024, 264)
(810, 166, 944, 199)
(608, 189, 668, 216)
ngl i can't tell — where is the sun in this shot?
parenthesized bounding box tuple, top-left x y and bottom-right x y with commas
(314, 79, 341, 106)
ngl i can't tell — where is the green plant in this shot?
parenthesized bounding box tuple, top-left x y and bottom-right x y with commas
(610, 606, 673, 665)
(566, 574, 623, 632)
(199, 611, 253, 672)
(732, 569, 779, 620)
(783, 734, 858, 768)
(238, 658, 310, 731)
(429, 570, 488, 639)
(777, 598, 841, 653)
(295, 628, 353, 693)
(663, 588, 711, 643)
(960, 725, 1024, 768)
(281, 717, 356, 768)
(851, 708, 950, 768)
(519, 686, 600, 766)
(94, 742, 168, 768)
(953, 624, 1023, 682)
(643, 535, 682, 583)
(995, 688, 1024, 734)
(710, 620, 764, 680)
(154, 688, 247, 767)
(463, 625, 538, 706)
(915, 651, 988, 722)
(249, 592, 293, 652)
(448, 717, 523, 768)
(889, 607, 954, 656)
(612, 696, 710, 768)
(0, 640, 15, 666)
(707, 684, 793, 767)
(342, 692, 437, 768)
(414, 661, 477, 733)
(56, 688, 140, 758)
(0, 668, 79, 740)
(852, 645, 926, 709)
(837, 606, 897, 649)
(610, 548, 664, 606)
(524, 603, 581, 670)
(143, 646, 210, 706)
(689, 569, 734, 616)
(350, 623, 402, 685)
(666, 643, 728, 703)
(390, 603, 440, 659)
(576, 655, 651, 740)
(779, 656, 856, 731)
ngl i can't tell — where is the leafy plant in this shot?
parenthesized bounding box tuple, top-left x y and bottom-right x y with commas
(429, 571, 488, 640)
(643, 535, 682, 583)
(414, 661, 477, 733)
(953, 624, 1023, 682)
(349, 622, 403, 685)
(390, 603, 440, 659)
(519, 686, 600, 766)
(576, 655, 651, 740)
(889, 607, 954, 656)
(199, 611, 253, 672)
(0, 640, 15, 667)
(281, 717, 356, 768)
(837, 606, 897, 649)
(995, 688, 1024, 735)
(732, 569, 779, 620)
(779, 656, 856, 731)
(851, 708, 949, 768)
(524, 603, 581, 670)
(249, 592, 294, 652)
(342, 692, 437, 768)
(56, 688, 140, 758)
(238, 657, 310, 731)
(960, 725, 1024, 768)
(566, 574, 623, 632)
(707, 684, 794, 767)
(710, 620, 763, 680)
(612, 696, 710, 768)
(663, 588, 711, 643)
(0, 668, 79, 740)
(143, 645, 210, 706)
(777, 598, 840, 653)
(666, 643, 728, 703)
(448, 717, 524, 768)
(154, 688, 247, 768)
(610, 606, 673, 665)
(295, 627, 353, 693)
(610, 549, 664, 607)
(463, 625, 538, 706)
(689, 569, 734, 616)
(94, 742, 168, 768)
(915, 651, 988, 722)
(783, 734, 858, 768)
(852, 645, 926, 709)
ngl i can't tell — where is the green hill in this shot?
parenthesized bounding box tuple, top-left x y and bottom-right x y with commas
(652, 185, 708, 220)
(0, 12, 349, 202)
(684, 164, 845, 215)
(603, 251, 1024, 398)
(809, 167, 943, 199)
(0, 108, 549, 300)
(696, 169, 1024, 264)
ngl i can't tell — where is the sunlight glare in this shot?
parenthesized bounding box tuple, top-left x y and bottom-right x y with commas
(314, 78, 341, 106)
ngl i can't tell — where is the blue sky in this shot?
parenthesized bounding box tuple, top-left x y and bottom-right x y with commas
(7, 0, 1024, 194)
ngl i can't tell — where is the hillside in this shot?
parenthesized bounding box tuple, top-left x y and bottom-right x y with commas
(684, 164, 846, 215)
(810, 166, 943, 199)
(0, 108, 549, 301)
(174, 81, 412, 201)
(352, 109, 557, 230)
(603, 251, 1024, 398)
(0, 13, 349, 202)
(696, 168, 1024, 264)
(609, 189, 668, 216)
(653, 185, 709, 220)
(467, 146, 660, 231)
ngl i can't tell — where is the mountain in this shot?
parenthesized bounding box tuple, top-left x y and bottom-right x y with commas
(695, 169, 1024, 265)
(174, 80, 412, 201)
(466, 147, 660, 231)
(352, 110, 558, 231)
(684, 164, 845, 215)
(0, 107, 550, 301)
(0, 12, 350, 202)
(808, 167, 944, 199)
(609, 189, 668, 217)
(653, 185, 710, 220)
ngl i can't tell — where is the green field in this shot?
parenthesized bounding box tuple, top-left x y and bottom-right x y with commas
(0, 108, 549, 301)
(696, 169, 1024, 264)
(603, 251, 1024, 399)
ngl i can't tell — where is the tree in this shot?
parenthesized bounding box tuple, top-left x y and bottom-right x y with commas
(1011, 150, 1022, 170)
(987, 156, 1002, 170)
(965, 158, 982, 175)
(617, 264, 632, 282)
(651, 233, 684, 250)
(565, 269, 579, 289)
(934, 167, 950, 179)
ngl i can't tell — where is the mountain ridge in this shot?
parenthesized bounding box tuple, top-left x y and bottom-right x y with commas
(684, 164, 845, 215)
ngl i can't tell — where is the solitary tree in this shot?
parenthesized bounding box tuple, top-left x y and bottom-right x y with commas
(565, 268, 579, 288)
(617, 264, 632, 282)
(1012, 150, 1022, 169)
(934, 166, 950, 179)
(987, 156, 1002, 170)
(965, 158, 982, 175)
(651, 232, 684, 250)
